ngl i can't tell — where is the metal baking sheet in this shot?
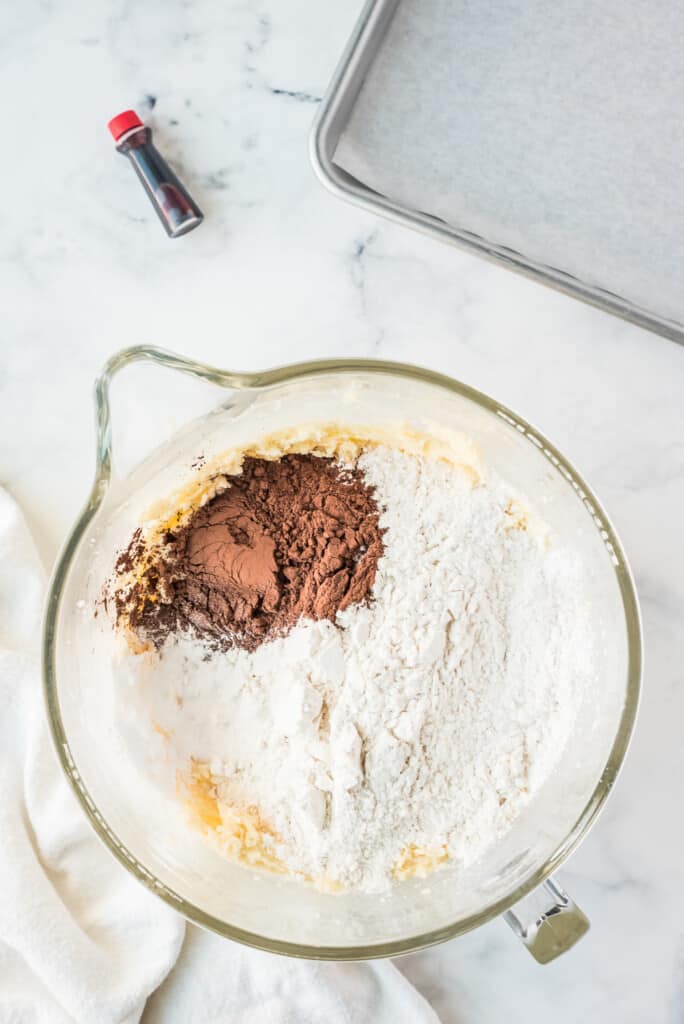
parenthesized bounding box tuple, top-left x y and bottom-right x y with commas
(311, 0, 684, 344)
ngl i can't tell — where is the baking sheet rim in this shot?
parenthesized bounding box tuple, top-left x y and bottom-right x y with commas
(310, 0, 684, 346)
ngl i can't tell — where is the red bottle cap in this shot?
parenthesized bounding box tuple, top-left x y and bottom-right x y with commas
(108, 110, 143, 141)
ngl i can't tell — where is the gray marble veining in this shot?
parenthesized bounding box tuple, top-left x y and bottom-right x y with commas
(1, 1, 683, 1021)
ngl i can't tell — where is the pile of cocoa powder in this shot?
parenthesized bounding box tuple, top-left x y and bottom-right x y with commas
(113, 454, 385, 651)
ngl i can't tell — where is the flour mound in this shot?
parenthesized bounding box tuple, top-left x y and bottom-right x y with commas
(116, 445, 592, 892)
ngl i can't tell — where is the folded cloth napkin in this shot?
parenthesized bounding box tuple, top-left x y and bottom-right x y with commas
(0, 489, 184, 1024)
(0, 488, 441, 1024)
(145, 927, 441, 1024)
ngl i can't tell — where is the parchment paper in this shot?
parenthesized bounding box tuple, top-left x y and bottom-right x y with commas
(334, 0, 684, 326)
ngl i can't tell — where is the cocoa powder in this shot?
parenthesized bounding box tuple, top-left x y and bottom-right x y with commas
(116, 454, 385, 651)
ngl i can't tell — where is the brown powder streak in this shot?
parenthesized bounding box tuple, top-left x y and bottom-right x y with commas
(114, 454, 385, 651)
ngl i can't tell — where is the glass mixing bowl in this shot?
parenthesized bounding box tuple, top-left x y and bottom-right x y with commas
(43, 347, 641, 964)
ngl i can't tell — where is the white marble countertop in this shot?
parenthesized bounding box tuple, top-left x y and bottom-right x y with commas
(2, 1, 683, 1021)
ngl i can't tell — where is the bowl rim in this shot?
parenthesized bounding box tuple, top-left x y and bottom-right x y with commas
(42, 348, 642, 960)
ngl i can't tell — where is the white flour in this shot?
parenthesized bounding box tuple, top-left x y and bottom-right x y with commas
(117, 445, 593, 892)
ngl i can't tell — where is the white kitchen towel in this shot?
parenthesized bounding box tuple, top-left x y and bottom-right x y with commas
(0, 488, 441, 1024)
(0, 488, 185, 1024)
(145, 927, 441, 1024)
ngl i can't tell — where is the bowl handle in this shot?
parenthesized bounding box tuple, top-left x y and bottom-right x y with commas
(92, 345, 262, 487)
(503, 876, 589, 964)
